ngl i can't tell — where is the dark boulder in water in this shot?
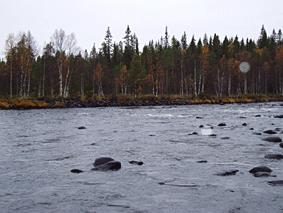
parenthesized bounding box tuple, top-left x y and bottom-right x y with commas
(221, 137, 230, 140)
(78, 126, 86, 130)
(264, 154, 283, 160)
(263, 137, 282, 143)
(255, 114, 261, 117)
(263, 130, 277, 134)
(216, 170, 239, 176)
(242, 123, 248, 126)
(199, 125, 204, 128)
(129, 160, 144, 166)
(189, 132, 198, 135)
(253, 172, 273, 177)
(279, 143, 283, 148)
(253, 132, 262, 135)
(249, 166, 272, 174)
(274, 115, 283, 118)
(71, 169, 84, 174)
(92, 157, 121, 171)
(196, 116, 203, 119)
(218, 123, 226, 127)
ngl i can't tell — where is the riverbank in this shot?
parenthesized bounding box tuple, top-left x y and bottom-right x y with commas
(0, 95, 283, 110)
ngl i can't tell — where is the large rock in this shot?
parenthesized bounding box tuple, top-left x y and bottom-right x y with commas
(218, 123, 226, 127)
(92, 157, 121, 171)
(274, 115, 283, 118)
(70, 169, 84, 174)
(279, 143, 283, 148)
(263, 137, 282, 143)
(264, 154, 283, 160)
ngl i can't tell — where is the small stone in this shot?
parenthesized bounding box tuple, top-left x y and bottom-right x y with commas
(129, 160, 144, 166)
(249, 128, 254, 130)
(268, 180, 283, 186)
(264, 154, 283, 160)
(216, 170, 239, 176)
(263, 137, 282, 143)
(189, 132, 198, 135)
(242, 123, 248, 126)
(255, 115, 261, 117)
(197, 160, 207, 163)
(221, 137, 230, 140)
(263, 130, 277, 134)
(218, 123, 226, 127)
(78, 126, 86, 130)
(253, 132, 262, 135)
(71, 169, 84, 174)
(199, 125, 204, 128)
(209, 134, 217, 137)
(196, 116, 203, 119)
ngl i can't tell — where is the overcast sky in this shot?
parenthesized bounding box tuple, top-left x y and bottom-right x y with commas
(0, 0, 283, 56)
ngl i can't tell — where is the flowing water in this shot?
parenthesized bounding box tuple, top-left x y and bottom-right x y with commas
(0, 103, 283, 213)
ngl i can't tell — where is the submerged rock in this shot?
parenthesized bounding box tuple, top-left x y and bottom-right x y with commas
(253, 172, 273, 177)
(274, 115, 283, 118)
(263, 130, 277, 134)
(216, 170, 239, 176)
(279, 143, 283, 148)
(242, 123, 248, 126)
(263, 137, 282, 143)
(264, 154, 283, 160)
(255, 114, 261, 117)
(199, 125, 204, 128)
(189, 132, 198, 135)
(253, 132, 262, 135)
(129, 160, 144, 166)
(249, 128, 254, 130)
(218, 123, 226, 127)
(249, 166, 272, 174)
(92, 157, 121, 171)
(268, 180, 283, 186)
(70, 169, 84, 174)
(196, 116, 203, 119)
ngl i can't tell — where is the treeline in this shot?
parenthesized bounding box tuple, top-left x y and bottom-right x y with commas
(0, 25, 283, 98)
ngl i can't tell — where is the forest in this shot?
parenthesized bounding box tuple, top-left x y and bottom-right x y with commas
(0, 25, 283, 99)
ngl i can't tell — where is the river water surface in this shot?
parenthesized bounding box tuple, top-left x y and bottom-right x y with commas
(0, 103, 283, 213)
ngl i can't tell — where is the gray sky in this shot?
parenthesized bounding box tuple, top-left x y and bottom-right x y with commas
(1, 0, 283, 56)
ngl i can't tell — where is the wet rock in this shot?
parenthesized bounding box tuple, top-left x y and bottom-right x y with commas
(275, 128, 281, 131)
(242, 123, 248, 126)
(92, 157, 121, 171)
(149, 134, 156, 137)
(71, 169, 84, 174)
(274, 115, 283, 118)
(199, 125, 204, 128)
(78, 126, 86, 130)
(196, 116, 203, 119)
(209, 134, 217, 137)
(268, 180, 283, 186)
(249, 166, 272, 174)
(221, 137, 230, 140)
(239, 116, 246, 119)
(249, 128, 254, 130)
(264, 154, 283, 160)
(263, 130, 277, 134)
(218, 123, 226, 127)
(129, 160, 144, 166)
(279, 143, 283, 148)
(255, 114, 261, 117)
(216, 170, 239, 176)
(197, 160, 207, 163)
(263, 137, 282, 143)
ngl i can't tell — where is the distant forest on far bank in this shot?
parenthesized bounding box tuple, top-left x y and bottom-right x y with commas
(0, 25, 283, 99)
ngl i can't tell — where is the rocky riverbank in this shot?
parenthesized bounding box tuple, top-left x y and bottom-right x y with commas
(0, 95, 283, 110)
